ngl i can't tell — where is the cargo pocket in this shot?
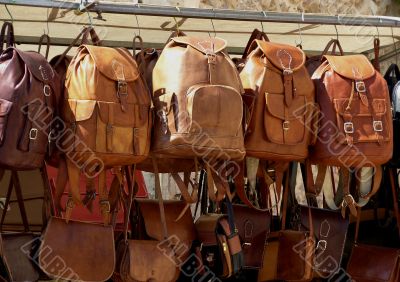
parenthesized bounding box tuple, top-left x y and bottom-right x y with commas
(186, 84, 243, 137)
(97, 102, 149, 155)
(334, 98, 389, 144)
(0, 99, 12, 146)
(18, 102, 50, 153)
(264, 93, 307, 145)
(67, 100, 97, 152)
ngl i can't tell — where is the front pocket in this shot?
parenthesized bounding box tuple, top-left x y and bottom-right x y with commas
(0, 99, 13, 146)
(186, 84, 243, 137)
(97, 101, 149, 155)
(334, 98, 390, 144)
(264, 93, 307, 145)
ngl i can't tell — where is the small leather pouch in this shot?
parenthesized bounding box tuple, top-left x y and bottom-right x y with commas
(195, 213, 243, 279)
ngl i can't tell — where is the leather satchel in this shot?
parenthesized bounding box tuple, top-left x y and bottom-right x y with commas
(0, 22, 61, 170)
(232, 204, 270, 269)
(151, 36, 245, 161)
(195, 213, 243, 279)
(39, 217, 115, 281)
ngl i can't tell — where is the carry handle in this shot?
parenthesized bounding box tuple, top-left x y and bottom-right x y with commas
(165, 30, 186, 45)
(242, 28, 270, 60)
(81, 26, 101, 46)
(373, 38, 380, 72)
(320, 39, 344, 60)
(0, 22, 15, 53)
(38, 34, 51, 60)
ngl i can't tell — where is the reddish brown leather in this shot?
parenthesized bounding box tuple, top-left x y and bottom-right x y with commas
(119, 240, 180, 282)
(0, 43, 61, 169)
(311, 54, 393, 167)
(240, 40, 315, 161)
(151, 36, 245, 160)
(306, 39, 344, 76)
(347, 244, 400, 282)
(39, 217, 115, 281)
(233, 204, 270, 269)
(195, 213, 222, 245)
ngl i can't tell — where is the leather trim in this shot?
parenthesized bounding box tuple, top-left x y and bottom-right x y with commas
(171, 36, 227, 54)
(324, 54, 375, 80)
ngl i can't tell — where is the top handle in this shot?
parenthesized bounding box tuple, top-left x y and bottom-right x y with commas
(0, 22, 15, 53)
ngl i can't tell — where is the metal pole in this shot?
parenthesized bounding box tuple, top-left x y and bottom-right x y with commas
(1, 0, 400, 28)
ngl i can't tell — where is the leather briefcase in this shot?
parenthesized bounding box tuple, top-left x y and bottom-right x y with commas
(232, 204, 270, 269)
(347, 244, 400, 282)
(39, 217, 115, 281)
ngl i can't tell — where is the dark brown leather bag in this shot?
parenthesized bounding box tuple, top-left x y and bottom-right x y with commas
(151, 36, 245, 161)
(0, 22, 61, 170)
(39, 217, 115, 281)
(232, 204, 270, 269)
(306, 39, 344, 76)
(240, 40, 316, 161)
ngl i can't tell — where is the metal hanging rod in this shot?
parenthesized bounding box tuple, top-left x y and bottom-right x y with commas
(1, 0, 400, 27)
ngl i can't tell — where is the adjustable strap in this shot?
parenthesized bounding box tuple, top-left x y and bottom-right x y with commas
(82, 176, 96, 212)
(38, 34, 51, 60)
(106, 104, 114, 152)
(152, 157, 169, 239)
(65, 158, 83, 223)
(98, 170, 111, 226)
(283, 70, 294, 107)
(304, 161, 327, 205)
(123, 165, 137, 242)
(340, 168, 358, 218)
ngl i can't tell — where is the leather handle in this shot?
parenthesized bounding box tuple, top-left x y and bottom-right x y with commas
(320, 39, 344, 61)
(373, 38, 380, 72)
(0, 22, 15, 53)
(81, 26, 101, 46)
(242, 29, 270, 60)
(38, 34, 51, 60)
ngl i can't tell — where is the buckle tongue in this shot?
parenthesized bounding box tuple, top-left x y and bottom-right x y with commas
(344, 122, 354, 134)
(355, 81, 366, 93)
(373, 120, 383, 132)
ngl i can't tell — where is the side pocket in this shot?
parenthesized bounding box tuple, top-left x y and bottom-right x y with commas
(0, 99, 13, 146)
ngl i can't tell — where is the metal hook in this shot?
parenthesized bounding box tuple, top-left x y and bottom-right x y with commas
(134, 14, 141, 37)
(173, 17, 180, 34)
(44, 8, 50, 35)
(208, 9, 217, 38)
(392, 27, 398, 65)
(4, 5, 14, 23)
(261, 11, 267, 33)
(334, 25, 339, 41)
(86, 10, 93, 27)
(295, 23, 303, 47)
(375, 26, 380, 39)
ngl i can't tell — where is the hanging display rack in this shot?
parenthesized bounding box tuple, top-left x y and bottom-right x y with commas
(1, 0, 400, 27)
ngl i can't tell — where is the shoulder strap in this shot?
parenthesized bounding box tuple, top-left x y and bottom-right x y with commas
(38, 34, 51, 60)
(0, 22, 15, 53)
(388, 167, 400, 240)
(242, 29, 269, 60)
(152, 157, 169, 239)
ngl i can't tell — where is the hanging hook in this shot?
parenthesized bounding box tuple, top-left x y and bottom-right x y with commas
(392, 27, 398, 65)
(44, 8, 50, 35)
(134, 14, 141, 37)
(260, 11, 267, 33)
(86, 10, 93, 27)
(295, 23, 303, 48)
(208, 9, 217, 38)
(375, 26, 380, 39)
(173, 17, 180, 34)
(4, 5, 14, 23)
(334, 25, 339, 41)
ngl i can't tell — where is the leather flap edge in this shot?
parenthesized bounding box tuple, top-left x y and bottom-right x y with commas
(171, 36, 227, 54)
(324, 54, 375, 80)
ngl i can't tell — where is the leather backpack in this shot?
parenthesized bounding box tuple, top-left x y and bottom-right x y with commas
(311, 54, 392, 216)
(240, 40, 316, 161)
(0, 22, 61, 170)
(151, 36, 245, 161)
(61, 38, 152, 223)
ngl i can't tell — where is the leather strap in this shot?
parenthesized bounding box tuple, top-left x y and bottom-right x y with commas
(98, 170, 111, 226)
(0, 22, 14, 52)
(373, 38, 380, 72)
(0, 172, 14, 232)
(304, 162, 327, 203)
(38, 34, 51, 60)
(152, 157, 169, 239)
(64, 158, 82, 223)
(321, 39, 344, 59)
(123, 165, 137, 242)
(388, 168, 400, 240)
(242, 28, 269, 60)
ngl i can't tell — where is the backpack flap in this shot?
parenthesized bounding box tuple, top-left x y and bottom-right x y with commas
(171, 36, 227, 54)
(323, 54, 375, 80)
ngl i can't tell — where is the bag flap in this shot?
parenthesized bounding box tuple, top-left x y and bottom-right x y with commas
(348, 244, 400, 281)
(324, 54, 375, 80)
(39, 217, 115, 281)
(255, 40, 306, 71)
(171, 36, 227, 54)
(0, 99, 12, 116)
(66, 99, 96, 122)
(83, 45, 140, 82)
(13, 48, 55, 83)
(137, 199, 196, 243)
(334, 98, 387, 116)
(265, 93, 306, 120)
(97, 101, 148, 127)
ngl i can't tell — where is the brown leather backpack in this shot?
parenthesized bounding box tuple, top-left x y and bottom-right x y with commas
(0, 22, 61, 170)
(311, 54, 392, 216)
(151, 36, 245, 161)
(240, 40, 316, 161)
(61, 42, 152, 223)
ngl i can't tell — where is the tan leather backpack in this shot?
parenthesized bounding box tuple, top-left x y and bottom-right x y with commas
(62, 44, 152, 223)
(151, 36, 245, 162)
(240, 40, 316, 161)
(311, 54, 392, 216)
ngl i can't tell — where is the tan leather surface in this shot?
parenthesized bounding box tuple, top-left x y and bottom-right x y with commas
(257, 239, 279, 281)
(195, 213, 223, 245)
(123, 240, 180, 282)
(39, 217, 115, 281)
(240, 40, 315, 161)
(310, 54, 393, 167)
(233, 204, 270, 269)
(151, 36, 245, 160)
(64, 44, 152, 167)
(0, 47, 61, 170)
(347, 244, 400, 282)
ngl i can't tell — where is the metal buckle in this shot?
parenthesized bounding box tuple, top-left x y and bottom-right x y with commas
(282, 120, 290, 131)
(206, 53, 217, 64)
(29, 128, 38, 140)
(43, 84, 51, 96)
(99, 200, 111, 213)
(316, 240, 327, 252)
(283, 69, 293, 75)
(373, 120, 383, 132)
(355, 81, 366, 93)
(343, 122, 354, 134)
(117, 81, 128, 97)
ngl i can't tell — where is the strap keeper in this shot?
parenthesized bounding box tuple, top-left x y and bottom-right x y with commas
(343, 122, 354, 134)
(373, 120, 383, 132)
